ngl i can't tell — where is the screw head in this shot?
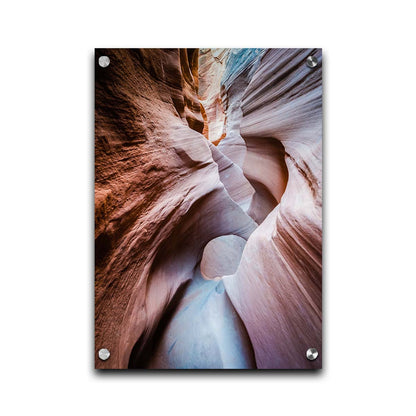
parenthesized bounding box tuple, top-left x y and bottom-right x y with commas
(306, 347, 319, 361)
(306, 55, 318, 68)
(98, 56, 110, 68)
(98, 348, 110, 361)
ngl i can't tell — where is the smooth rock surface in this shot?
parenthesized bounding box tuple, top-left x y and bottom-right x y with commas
(224, 48, 322, 368)
(130, 267, 255, 369)
(200, 235, 247, 280)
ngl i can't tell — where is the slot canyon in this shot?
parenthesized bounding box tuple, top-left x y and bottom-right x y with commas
(95, 48, 322, 369)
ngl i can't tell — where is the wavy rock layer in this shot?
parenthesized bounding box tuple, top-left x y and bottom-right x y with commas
(224, 48, 322, 368)
(95, 48, 322, 369)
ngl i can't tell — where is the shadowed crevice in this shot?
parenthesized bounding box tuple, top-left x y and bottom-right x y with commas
(128, 280, 191, 369)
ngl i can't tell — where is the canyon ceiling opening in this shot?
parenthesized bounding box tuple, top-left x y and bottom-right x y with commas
(95, 48, 322, 370)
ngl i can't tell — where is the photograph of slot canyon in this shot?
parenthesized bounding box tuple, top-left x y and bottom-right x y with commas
(95, 48, 322, 370)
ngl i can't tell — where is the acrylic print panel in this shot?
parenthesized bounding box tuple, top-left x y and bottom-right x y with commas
(95, 48, 322, 370)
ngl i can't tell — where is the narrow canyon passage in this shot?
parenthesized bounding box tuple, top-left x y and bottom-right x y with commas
(127, 49, 278, 369)
(95, 48, 322, 369)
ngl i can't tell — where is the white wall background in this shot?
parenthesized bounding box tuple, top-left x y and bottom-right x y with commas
(1, 1, 415, 414)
